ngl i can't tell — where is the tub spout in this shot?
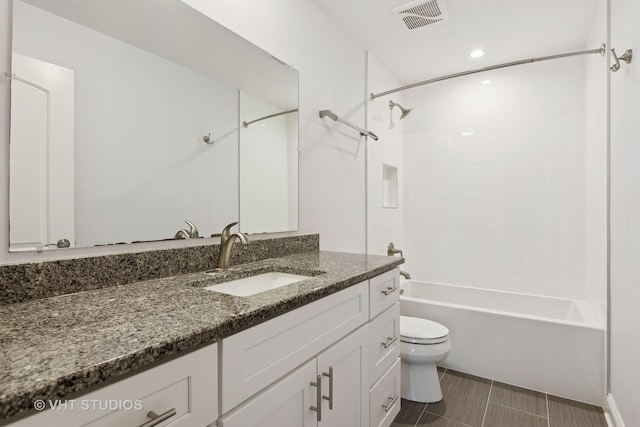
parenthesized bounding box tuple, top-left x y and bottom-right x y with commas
(400, 270, 411, 280)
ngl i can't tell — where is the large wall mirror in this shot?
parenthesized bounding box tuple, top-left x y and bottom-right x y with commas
(8, 0, 299, 252)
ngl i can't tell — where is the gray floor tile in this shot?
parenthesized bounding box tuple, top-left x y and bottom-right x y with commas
(417, 411, 472, 427)
(489, 381, 547, 417)
(391, 399, 427, 426)
(483, 403, 547, 427)
(422, 370, 492, 427)
(548, 395, 607, 427)
(395, 368, 607, 427)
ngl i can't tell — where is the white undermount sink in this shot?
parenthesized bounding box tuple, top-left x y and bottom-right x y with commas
(204, 272, 309, 297)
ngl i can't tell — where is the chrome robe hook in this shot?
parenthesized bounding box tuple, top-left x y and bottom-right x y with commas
(610, 48, 633, 72)
(203, 133, 213, 144)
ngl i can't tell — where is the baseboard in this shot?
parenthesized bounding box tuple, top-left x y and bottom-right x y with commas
(605, 393, 626, 427)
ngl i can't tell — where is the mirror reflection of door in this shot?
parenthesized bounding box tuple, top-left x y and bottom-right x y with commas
(9, 53, 75, 252)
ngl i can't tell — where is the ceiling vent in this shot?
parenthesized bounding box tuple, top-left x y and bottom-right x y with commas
(392, 0, 451, 30)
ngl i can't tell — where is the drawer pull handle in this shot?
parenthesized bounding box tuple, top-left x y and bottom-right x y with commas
(383, 395, 399, 412)
(382, 285, 398, 296)
(310, 374, 322, 422)
(322, 366, 334, 409)
(382, 336, 398, 348)
(138, 408, 177, 427)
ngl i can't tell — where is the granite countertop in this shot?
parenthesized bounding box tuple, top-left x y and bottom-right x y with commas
(0, 251, 402, 421)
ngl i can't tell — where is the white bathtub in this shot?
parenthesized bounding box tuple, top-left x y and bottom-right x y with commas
(400, 280, 606, 405)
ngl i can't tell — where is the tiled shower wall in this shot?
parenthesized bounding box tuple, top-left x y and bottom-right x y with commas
(402, 57, 599, 300)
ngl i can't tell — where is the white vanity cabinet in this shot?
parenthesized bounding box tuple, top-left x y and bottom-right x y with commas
(218, 281, 370, 414)
(8, 343, 218, 427)
(218, 281, 370, 427)
(218, 267, 401, 427)
(218, 325, 369, 427)
(367, 269, 401, 427)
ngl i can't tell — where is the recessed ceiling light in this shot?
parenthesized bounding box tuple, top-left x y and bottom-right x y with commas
(461, 131, 475, 136)
(481, 80, 492, 85)
(470, 49, 485, 58)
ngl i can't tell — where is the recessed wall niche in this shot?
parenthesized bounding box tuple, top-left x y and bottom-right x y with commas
(382, 164, 398, 209)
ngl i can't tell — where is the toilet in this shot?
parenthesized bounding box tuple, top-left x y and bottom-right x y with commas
(399, 316, 451, 403)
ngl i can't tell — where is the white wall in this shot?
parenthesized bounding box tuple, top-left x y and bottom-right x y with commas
(403, 59, 589, 299)
(182, 0, 368, 254)
(287, 110, 299, 231)
(12, 0, 239, 247)
(239, 92, 296, 233)
(0, 0, 372, 264)
(609, 0, 640, 423)
(366, 53, 404, 257)
(584, 0, 608, 303)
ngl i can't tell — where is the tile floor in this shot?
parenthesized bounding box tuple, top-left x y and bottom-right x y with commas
(392, 368, 608, 427)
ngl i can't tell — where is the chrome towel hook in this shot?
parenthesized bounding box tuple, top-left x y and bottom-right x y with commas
(610, 48, 633, 72)
(202, 133, 213, 144)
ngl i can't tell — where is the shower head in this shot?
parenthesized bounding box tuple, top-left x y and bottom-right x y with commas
(389, 100, 412, 119)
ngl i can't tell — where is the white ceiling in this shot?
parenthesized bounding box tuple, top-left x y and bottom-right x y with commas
(313, 0, 602, 88)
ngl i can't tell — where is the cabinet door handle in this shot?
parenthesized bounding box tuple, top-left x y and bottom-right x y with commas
(310, 374, 322, 422)
(322, 366, 334, 409)
(138, 408, 177, 427)
(382, 285, 398, 296)
(383, 395, 399, 412)
(382, 336, 398, 348)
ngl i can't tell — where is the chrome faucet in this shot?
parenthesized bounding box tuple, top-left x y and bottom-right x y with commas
(387, 242, 403, 257)
(217, 222, 249, 269)
(175, 220, 199, 239)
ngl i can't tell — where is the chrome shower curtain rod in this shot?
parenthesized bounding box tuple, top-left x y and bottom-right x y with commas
(319, 110, 379, 140)
(370, 44, 606, 100)
(242, 109, 298, 128)
(3, 71, 48, 92)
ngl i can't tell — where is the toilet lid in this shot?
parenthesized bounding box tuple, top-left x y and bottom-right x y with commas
(400, 316, 449, 344)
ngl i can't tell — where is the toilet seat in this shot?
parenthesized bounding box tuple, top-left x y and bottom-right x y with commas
(400, 316, 449, 344)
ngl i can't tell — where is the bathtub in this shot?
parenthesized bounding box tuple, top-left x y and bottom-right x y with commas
(400, 280, 606, 405)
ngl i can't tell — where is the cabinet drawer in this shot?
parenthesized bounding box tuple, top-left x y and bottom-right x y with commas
(369, 358, 401, 427)
(8, 344, 218, 427)
(369, 303, 400, 386)
(221, 281, 369, 414)
(369, 268, 399, 319)
(85, 377, 189, 427)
